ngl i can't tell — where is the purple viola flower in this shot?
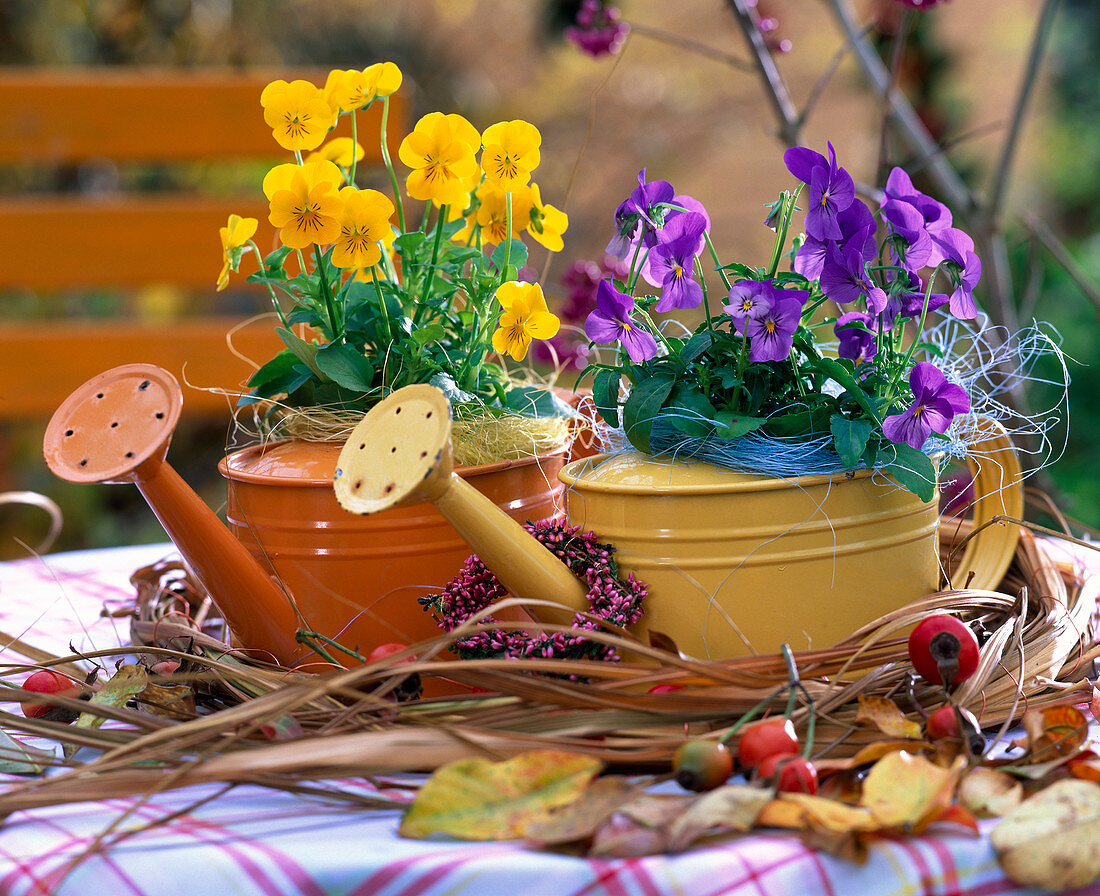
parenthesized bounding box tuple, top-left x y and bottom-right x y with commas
(645, 212, 707, 313)
(584, 280, 658, 362)
(819, 243, 888, 312)
(724, 279, 774, 334)
(606, 170, 675, 261)
(881, 269, 949, 331)
(882, 361, 971, 450)
(881, 167, 954, 271)
(565, 0, 629, 58)
(784, 142, 855, 242)
(931, 227, 981, 319)
(793, 197, 877, 279)
(835, 312, 878, 365)
(745, 288, 807, 362)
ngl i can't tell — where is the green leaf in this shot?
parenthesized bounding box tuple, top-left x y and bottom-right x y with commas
(817, 357, 882, 423)
(503, 385, 575, 418)
(394, 232, 427, 255)
(315, 343, 375, 392)
(716, 263, 761, 279)
(712, 410, 767, 439)
(592, 367, 622, 428)
(622, 374, 676, 454)
(882, 442, 937, 502)
(430, 372, 477, 404)
(276, 326, 323, 378)
(830, 415, 875, 468)
(240, 351, 314, 405)
(665, 386, 717, 438)
(412, 323, 447, 347)
(681, 330, 714, 363)
(491, 239, 528, 274)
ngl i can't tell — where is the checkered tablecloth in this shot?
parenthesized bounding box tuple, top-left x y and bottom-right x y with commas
(0, 544, 1094, 896)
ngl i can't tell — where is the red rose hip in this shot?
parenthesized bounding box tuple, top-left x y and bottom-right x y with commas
(908, 614, 980, 688)
(20, 669, 82, 721)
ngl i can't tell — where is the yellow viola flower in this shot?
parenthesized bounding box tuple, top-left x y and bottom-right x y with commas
(491, 281, 560, 362)
(263, 160, 345, 250)
(458, 181, 533, 245)
(307, 137, 365, 168)
(324, 69, 369, 113)
(362, 62, 403, 99)
(260, 79, 335, 152)
(216, 214, 258, 292)
(331, 186, 396, 271)
(398, 112, 480, 209)
(481, 120, 541, 191)
(526, 182, 569, 253)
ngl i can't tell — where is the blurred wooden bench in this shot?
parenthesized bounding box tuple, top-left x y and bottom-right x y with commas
(0, 67, 405, 421)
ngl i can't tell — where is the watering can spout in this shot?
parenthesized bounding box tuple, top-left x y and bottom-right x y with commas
(43, 364, 302, 666)
(333, 385, 590, 624)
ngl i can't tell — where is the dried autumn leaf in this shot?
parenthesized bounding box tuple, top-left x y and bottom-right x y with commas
(74, 664, 148, 732)
(757, 793, 879, 833)
(860, 750, 964, 833)
(138, 681, 195, 718)
(1068, 751, 1100, 783)
(1089, 684, 1100, 723)
(666, 785, 772, 852)
(399, 750, 602, 841)
(1020, 705, 1089, 762)
(524, 776, 642, 846)
(958, 767, 1024, 818)
(587, 793, 695, 858)
(990, 779, 1100, 890)
(855, 695, 923, 740)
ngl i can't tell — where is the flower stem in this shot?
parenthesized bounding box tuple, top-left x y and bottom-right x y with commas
(766, 187, 801, 279)
(417, 204, 449, 330)
(704, 231, 732, 291)
(313, 245, 341, 340)
(379, 97, 407, 235)
(499, 192, 514, 285)
(349, 110, 359, 186)
(247, 240, 290, 329)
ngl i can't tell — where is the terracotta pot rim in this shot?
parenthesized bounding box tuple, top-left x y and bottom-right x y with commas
(220, 439, 567, 488)
(559, 451, 936, 497)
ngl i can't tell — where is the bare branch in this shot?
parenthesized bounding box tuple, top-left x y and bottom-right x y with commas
(724, 0, 800, 146)
(824, 0, 973, 214)
(987, 0, 1062, 221)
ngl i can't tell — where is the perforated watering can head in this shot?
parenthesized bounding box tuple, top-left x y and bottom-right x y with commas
(333, 384, 590, 623)
(43, 364, 301, 665)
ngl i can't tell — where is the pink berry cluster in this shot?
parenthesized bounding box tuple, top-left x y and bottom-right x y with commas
(420, 519, 647, 663)
(565, 0, 629, 58)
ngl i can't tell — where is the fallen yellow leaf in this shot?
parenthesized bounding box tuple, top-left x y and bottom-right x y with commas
(666, 785, 772, 851)
(991, 778, 1100, 890)
(860, 750, 963, 833)
(856, 695, 923, 740)
(958, 767, 1023, 818)
(757, 792, 879, 833)
(399, 750, 602, 841)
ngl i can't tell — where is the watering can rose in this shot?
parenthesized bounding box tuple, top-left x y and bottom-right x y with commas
(216, 65, 570, 424)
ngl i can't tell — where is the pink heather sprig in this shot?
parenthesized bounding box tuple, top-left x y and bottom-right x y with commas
(420, 519, 647, 664)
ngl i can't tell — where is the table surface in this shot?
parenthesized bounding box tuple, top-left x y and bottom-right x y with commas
(0, 543, 1095, 896)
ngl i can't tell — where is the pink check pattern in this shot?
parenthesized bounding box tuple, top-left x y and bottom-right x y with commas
(0, 544, 1096, 896)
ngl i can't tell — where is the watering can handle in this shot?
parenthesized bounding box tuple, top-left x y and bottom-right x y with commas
(947, 418, 1023, 591)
